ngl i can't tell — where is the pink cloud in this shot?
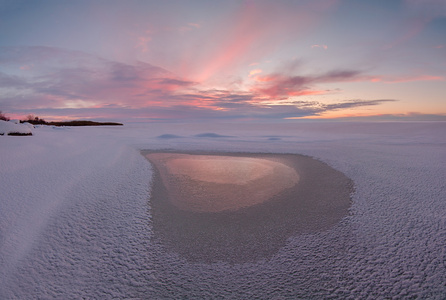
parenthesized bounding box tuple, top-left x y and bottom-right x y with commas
(177, 0, 337, 82)
(188, 23, 201, 29)
(136, 35, 152, 53)
(19, 64, 34, 70)
(0, 47, 200, 112)
(311, 44, 328, 50)
(1, 46, 404, 121)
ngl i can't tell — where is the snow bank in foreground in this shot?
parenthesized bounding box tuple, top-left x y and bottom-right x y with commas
(0, 122, 445, 299)
(0, 120, 33, 135)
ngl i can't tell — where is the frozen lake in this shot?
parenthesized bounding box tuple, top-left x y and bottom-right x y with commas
(0, 121, 445, 298)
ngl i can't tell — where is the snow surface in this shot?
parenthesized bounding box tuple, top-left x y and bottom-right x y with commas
(0, 122, 445, 298)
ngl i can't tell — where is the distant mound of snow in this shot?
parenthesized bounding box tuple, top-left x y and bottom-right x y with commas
(157, 134, 183, 139)
(194, 132, 233, 138)
(0, 120, 33, 136)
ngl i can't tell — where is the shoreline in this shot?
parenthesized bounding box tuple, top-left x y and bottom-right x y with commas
(142, 150, 353, 263)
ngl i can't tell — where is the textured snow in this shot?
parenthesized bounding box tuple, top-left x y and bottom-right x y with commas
(0, 122, 445, 298)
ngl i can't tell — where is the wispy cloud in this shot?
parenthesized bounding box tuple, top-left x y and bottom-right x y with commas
(250, 69, 363, 98)
(323, 99, 397, 110)
(0, 46, 182, 109)
(370, 74, 444, 83)
(16, 98, 398, 122)
(249, 69, 263, 77)
(135, 35, 152, 53)
(176, 0, 336, 82)
(296, 112, 446, 122)
(384, 0, 446, 50)
(0, 72, 29, 88)
(187, 23, 201, 29)
(0, 46, 403, 121)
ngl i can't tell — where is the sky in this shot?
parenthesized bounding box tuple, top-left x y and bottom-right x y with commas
(0, 0, 445, 122)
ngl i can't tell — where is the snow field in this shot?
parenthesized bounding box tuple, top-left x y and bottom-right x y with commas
(0, 122, 445, 298)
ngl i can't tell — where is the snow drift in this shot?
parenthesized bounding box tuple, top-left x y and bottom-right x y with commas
(0, 120, 33, 136)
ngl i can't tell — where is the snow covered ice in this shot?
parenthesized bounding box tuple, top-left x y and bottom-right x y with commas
(0, 122, 445, 298)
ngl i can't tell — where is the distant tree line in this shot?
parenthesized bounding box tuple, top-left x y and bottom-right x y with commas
(0, 110, 10, 121)
(45, 120, 124, 126)
(24, 114, 47, 125)
(0, 110, 123, 126)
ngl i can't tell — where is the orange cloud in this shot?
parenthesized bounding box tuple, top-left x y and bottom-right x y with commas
(253, 74, 279, 82)
(286, 90, 327, 97)
(19, 64, 34, 70)
(249, 69, 262, 76)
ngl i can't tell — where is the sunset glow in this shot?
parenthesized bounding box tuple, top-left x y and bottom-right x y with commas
(0, 0, 445, 122)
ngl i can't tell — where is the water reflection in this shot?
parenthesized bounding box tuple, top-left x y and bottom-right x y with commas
(143, 151, 353, 263)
